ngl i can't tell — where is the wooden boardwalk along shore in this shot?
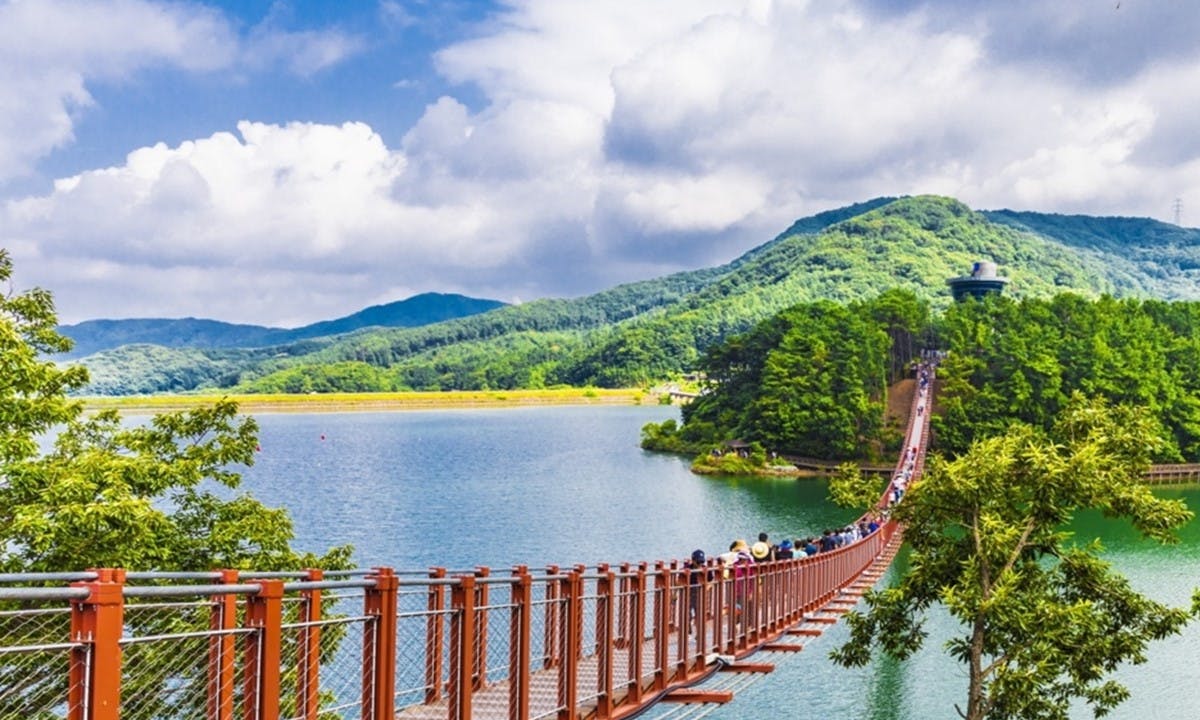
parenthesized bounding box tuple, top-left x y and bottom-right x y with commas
(1143, 464, 1200, 484)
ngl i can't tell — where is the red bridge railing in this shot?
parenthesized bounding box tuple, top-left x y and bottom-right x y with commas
(0, 527, 899, 720)
(0, 368, 935, 719)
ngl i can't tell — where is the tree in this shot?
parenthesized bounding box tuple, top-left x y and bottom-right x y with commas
(0, 249, 349, 572)
(830, 395, 1197, 720)
(0, 250, 353, 719)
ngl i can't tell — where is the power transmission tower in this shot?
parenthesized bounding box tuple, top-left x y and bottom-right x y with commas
(1174, 198, 1182, 226)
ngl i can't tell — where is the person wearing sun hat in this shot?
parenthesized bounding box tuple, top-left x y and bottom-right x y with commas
(750, 540, 772, 562)
(727, 539, 755, 615)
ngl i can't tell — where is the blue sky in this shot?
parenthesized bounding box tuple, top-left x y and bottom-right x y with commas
(2, 0, 1198, 326)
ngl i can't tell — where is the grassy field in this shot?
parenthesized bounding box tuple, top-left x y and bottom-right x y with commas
(81, 388, 659, 414)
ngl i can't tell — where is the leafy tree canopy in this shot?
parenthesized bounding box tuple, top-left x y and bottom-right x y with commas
(831, 396, 1198, 720)
(0, 249, 349, 572)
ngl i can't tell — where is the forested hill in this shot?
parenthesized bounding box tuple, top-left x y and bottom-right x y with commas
(57, 292, 506, 359)
(68, 195, 1200, 394)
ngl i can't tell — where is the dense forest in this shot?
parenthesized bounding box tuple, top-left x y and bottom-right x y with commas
(644, 290, 1200, 466)
(62, 195, 1200, 395)
(933, 294, 1200, 461)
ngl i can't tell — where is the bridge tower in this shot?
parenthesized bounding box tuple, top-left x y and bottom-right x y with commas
(946, 260, 1009, 302)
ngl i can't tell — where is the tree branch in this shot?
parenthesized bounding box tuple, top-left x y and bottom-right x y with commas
(999, 515, 1037, 580)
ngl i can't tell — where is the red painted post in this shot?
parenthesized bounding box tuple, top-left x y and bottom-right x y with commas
(243, 579, 283, 720)
(616, 563, 631, 650)
(629, 563, 647, 704)
(673, 565, 688, 680)
(572, 563, 587, 662)
(208, 569, 238, 720)
(509, 566, 532, 720)
(364, 567, 398, 720)
(694, 561, 710, 673)
(473, 567, 490, 691)
(449, 575, 476, 720)
(298, 569, 323, 720)
(544, 565, 561, 669)
(652, 562, 670, 692)
(595, 565, 615, 719)
(556, 568, 583, 720)
(711, 560, 727, 656)
(69, 568, 125, 720)
(425, 567, 446, 704)
(769, 561, 782, 633)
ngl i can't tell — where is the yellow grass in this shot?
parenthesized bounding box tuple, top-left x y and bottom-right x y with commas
(81, 388, 655, 414)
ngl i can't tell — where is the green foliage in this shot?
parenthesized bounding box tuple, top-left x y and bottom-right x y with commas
(691, 443, 769, 475)
(679, 296, 898, 460)
(66, 195, 1200, 395)
(1, 249, 353, 720)
(934, 294, 1200, 461)
(828, 462, 886, 511)
(832, 398, 1196, 720)
(0, 249, 350, 573)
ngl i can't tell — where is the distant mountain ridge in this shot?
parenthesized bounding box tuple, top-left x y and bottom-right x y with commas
(65, 195, 1200, 395)
(57, 292, 507, 359)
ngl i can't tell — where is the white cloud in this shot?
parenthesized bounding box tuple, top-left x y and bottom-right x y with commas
(0, 0, 362, 183)
(5, 0, 1200, 325)
(0, 0, 234, 180)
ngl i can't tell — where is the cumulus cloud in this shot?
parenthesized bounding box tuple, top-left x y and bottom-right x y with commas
(0, 0, 233, 180)
(0, 0, 360, 183)
(4, 0, 1200, 325)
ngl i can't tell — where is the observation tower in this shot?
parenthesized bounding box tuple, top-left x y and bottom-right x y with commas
(947, 260, 1009, 301)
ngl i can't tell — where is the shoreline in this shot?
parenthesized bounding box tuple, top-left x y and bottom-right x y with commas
(80, 388, 659, 414)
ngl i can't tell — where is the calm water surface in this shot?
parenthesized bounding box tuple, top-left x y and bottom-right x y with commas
(239, 406, 1200, 719)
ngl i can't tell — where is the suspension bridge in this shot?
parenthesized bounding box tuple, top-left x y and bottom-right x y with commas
(0, 366, 935, 720)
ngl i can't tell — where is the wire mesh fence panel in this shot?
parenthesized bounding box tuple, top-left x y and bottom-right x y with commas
(611, 582, 639, 702)
(120, 599, 245, 720)
(281, 590, 369, 720)
(575, 582, 601, 711)
(467, 582, 515, 720)
(393, 585, 452, 712)
(527, 589, 566, 720)
(0, 606, 79, 720)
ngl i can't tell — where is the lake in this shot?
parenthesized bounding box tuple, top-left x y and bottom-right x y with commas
(238, 405, 1200, 719)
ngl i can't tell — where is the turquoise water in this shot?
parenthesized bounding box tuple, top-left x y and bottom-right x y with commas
(238, 405, 1200, 719)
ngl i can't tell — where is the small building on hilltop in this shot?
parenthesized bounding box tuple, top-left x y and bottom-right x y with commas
(947, 260, 1009, 301)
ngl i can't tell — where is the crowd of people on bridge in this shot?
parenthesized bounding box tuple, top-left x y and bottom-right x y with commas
(681, 522, 885, 585)
(679, 360, 936, 620)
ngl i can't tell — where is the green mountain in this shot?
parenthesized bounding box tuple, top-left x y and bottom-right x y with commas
(57, 292, 506, 359)
(66, 196, 1200, 395)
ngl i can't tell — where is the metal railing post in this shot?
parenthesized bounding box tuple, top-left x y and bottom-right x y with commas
(364, 567, 398, 720)
(652, 562, 670, 692)
(473, 566, 490, 691)
(544, 565, 561, 669)
(69, 568, 125, 720)
(616, 563, 631, 650)
(449, 574, 476, 720)
(556, 569, 582, 720)
(425, 567, 446, 704)
(209, 569, 239, 720)
(299, 568, 322, 720)
(672, 564, 687, 680)
(629, 563, 647, 704)
(692, 563, 709, 675)
(509, 566, 532, 720)
(595, 564, 615, 719)
(243, 579, 283, 720)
